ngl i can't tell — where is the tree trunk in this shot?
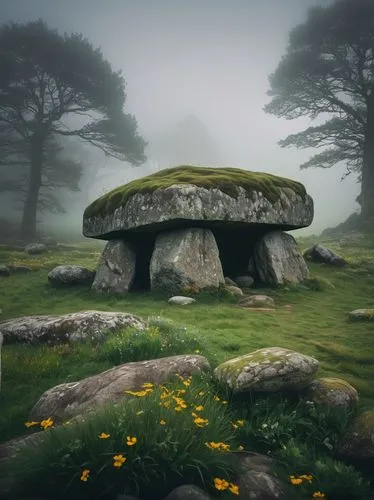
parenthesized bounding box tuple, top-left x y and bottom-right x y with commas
(361, 93, 374, 229)
(20, 134, 45, 241)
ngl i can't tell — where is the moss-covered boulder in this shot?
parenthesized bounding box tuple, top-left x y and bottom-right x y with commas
(83, 166, 313, 238)
(214, 347, 319, 393)
(349, 309, 374, 321)
(306, 377, 358, 410)
(338, 410, 374, 458)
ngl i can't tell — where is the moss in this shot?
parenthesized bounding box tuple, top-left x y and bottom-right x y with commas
(316, 377, 356, 391)
(84, 165, 307, 218)
(216, 349, 287, 379)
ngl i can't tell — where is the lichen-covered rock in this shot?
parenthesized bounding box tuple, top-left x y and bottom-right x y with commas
(303, 244, 348, 267)
(337, 410, 374, 458)
(349, 309, 374, 321)
(0, 310, 145, 344)
(92, 240, 136, 293)
(236, 452, 285, 499)
(164, 484, 212, 500)
(168, 296, 197, 305)
(306, 378, 358, 410)
(234, 275, 254, 288)
(24, 243, 47, 255)
(254, 231, 309, 285)
(239, 295, 275, 308)
(150, 228, 224, 293)
(225, 285, 244, 297)
(214, 347, 319, 393)
(29, 354, 210, 422)
(83, 166, 313, 238)
(48, 265, 95, 287)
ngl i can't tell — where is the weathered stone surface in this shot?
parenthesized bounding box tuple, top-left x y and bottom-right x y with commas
(168, 296, 197, 305)
(164, 484, 212, 500)
(0, 310, 145, 344)
(225, 285, 244, 297)
(236, 452, 285, 499)
(239, 295, 275, 308)
(83, 166, 313, 239)
(0, 331, 2, 390)
(349, 309, 374, 321)
(24, 243, 47, 255)
(254, 231, 309, 285)
(29, 354, 210, 422)
(306, 378, 358, 410)
(214, 347, 319, 393)
(338, 410, 374, 458)
(150, 228, 224, 293)
(48, 265, 95, 287)
(225, 276, 238, 287)
(0, 265, 10, 277)
(303, 244, 348, 267)
(234, 275, 254, 288)
(92, 240, 136, 293)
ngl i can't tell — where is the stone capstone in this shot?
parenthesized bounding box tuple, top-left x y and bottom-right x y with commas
(48, 265, 95, 287)
(303, 244, 348, 267)
(0, 310, 146, 344)
(29, 354, 210, 422)
(92, 240, 136, 293)
(150, 228, 224, 293)
(254, 231, 309, 285)
(214, 347, 319, 393)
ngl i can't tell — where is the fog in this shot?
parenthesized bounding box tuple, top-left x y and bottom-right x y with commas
(0, 0, 360, 236)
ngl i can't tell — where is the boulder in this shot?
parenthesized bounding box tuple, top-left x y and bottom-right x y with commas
(92, 240, 136, 293)
(0, 265, 10, 277)
(236, 452, 285, 499)
(150, 228, 224, 293)
(337, 410, 374, 458)
(48, 265, 95, 287)
(164, 485, 212, 500)
(225, 277, 238, 287)
(254, 231, 309, 285)
(0, 331, 2, 390)
(24, 243, 47, 255)
(239, 295, 275, 309)
(303, 244, 348, 267)
(214, 347, 319, 393)
(306, 378, 358, 410)
(29, 354, 210, 422)
(349, 309, 374, 321)
(168, 296, 197, 305)
(234, 275, 254, 288)
(83, 166, 313, 238)
(0, 310, 146, 344)
(225, 285, 244, 297)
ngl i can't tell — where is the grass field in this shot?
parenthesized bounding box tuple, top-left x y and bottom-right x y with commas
(1, 234, 374, 445)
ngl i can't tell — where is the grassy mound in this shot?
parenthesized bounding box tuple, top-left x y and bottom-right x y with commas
(84, 165, 307, 218)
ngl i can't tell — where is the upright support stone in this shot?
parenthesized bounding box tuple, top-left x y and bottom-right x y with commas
(150, 228, 224, 293)
(92, 240, 136, 293)
(254, 230, 309, 285)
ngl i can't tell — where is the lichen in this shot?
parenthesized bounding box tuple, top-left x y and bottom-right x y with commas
(84, 165, 307, 218)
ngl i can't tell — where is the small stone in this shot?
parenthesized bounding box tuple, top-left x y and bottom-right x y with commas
(24, 243, 47, 255)
(225, 285, 244, 297)
(164, 484, 212, 500)
(0, 265, 10, 277)
(224, 276, 238, 287)
(234, 275, 254, 288)
(239, 295, 275, 308)
(303, 244, 348, 267)
(349, 309, 374, 321)
(168, 296, 196, 305)
(48, 265, 95, 287)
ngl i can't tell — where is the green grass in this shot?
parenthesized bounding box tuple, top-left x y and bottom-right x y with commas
(83, 165, 307, 218)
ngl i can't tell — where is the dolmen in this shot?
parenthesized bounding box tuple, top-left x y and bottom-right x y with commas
(83, 165, 314, 293)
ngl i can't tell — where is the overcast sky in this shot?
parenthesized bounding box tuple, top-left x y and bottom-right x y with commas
(0, 0, 360, 235)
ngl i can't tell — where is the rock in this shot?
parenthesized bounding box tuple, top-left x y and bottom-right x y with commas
(92, 240, 136, 293)
(338, 410, 374, 458)
(303, 244, 348, 267)
(168, 296, 197, 305)
(150, 228, 224, 293)
(225, 285, 244, 297)
(24, 243, 47, 255)
(234, 275, 254, 288)
(29, 354, 210, 422)
(0, 331, 2, 390)
(254, 231, 309, 285)
(0, 310, 146, 344)
(239, 295, 275, 308)
(225, 276, 238, 287)
(349, 309, 374, 321)
(40, 236, 58, 248)
(214, 347, 319, 393)
(48, 265, 95, 287)
(0, 265, 10, 277)
(164, 484, 212, 500)
(236, 452, 285, 499)
(306, 378, 358, 410)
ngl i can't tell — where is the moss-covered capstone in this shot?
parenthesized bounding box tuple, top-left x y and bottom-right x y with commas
(213, 347, 319, 393)
(83, 165, 314, 239)
(306, 377, 358, 410)
(338, 409, 374, 458)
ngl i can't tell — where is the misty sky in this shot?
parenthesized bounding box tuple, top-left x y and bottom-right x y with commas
(0, 0, 359, 234)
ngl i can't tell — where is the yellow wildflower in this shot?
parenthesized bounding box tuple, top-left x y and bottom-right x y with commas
(289, 476, 303, 485)
(214, 477, 229, 491)
(183, 380, 191, 387)
(222, 400, 228, 405)
(40, 417, 54, 430)
(238, 445, 244, 451)
(142, 382, 154, 388)
(80, 469, 90, 482)
(98, 432, 110, 439)
(229, 483, 240, 495)
(174, 406, 183, 412)
(300, 474, 313, 482)
(124, 389, 152, 397)
(113, 454, 127, 468)
(25, 421, 39, 428)
(195, 405, 204, 411)
(198, 391, 205, 396)
(205, 441, 230, 452)
(313, 492, 326, 498)
(194, 417, 209, 428)
(214, 395, 220, 402)
(126, 436, 137, 446)
(160, 419, 167, 425)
